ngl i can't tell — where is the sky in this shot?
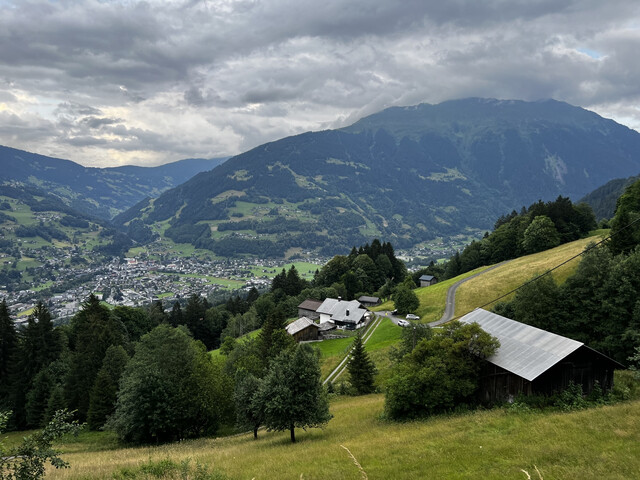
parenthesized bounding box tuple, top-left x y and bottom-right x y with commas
(1, 0, 640, 168)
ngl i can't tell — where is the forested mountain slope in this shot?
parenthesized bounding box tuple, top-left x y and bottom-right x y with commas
(116, 98, 640, 257)
(0, 145, 227, 219)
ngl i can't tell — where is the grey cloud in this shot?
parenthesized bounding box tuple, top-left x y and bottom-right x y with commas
(1, 0, 640, 166)
(81, 117, 123, 129)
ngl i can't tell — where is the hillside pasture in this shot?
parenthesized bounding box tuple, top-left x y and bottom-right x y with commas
(31, 395, 640, 479)
(454, 235, 605, 317)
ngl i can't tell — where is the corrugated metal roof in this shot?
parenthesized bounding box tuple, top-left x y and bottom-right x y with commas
(286, 317, 319, 335)
(459, 308, 583, 381)
(358, 296, 380, 304)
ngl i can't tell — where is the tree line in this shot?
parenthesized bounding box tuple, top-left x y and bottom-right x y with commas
(493, 179, 640, 365)
(413, 196, 598, 283)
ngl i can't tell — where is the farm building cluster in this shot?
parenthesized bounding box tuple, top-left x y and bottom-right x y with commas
(287, 296, 380, 342)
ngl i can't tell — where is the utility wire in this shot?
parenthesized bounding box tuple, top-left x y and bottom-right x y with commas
(449, 214, 640, 322)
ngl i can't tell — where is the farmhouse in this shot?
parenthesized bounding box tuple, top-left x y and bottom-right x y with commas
(317, 297, 368, 330)
(419, 275, 437, 287)
(286, 316, 320, 342)
(459, 308, 624, 403)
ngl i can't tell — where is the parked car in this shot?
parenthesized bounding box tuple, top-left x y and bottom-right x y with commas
(391, 309, 398, 315)
(397, 319, 410, 327)
(406, 314, 420, 320)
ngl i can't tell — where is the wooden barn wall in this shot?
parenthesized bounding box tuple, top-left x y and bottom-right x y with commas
(477, 346, 618, 403)
(293, 326, 318, 342)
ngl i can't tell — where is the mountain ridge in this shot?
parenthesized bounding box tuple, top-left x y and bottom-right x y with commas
(112, 98, 640, 258)
(0, 145, 228, 219)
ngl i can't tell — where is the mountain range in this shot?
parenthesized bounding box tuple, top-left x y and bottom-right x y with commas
(0, 145, 227, 219)
(113, 98, 640, 257)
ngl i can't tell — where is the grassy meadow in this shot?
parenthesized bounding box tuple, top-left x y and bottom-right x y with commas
(454, 235, 606, 317)
(24, 394, 640, 479)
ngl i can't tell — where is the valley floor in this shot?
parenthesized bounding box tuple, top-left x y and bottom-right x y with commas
(41, 394, 640, 479)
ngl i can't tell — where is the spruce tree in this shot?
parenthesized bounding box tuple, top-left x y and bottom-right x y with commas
(169, 301, 183, 327)
(87, 345, 129, 430)
(65, 294, 126, 421)
(0, 300, 17, 407)
(347, 333, 377, 394)
(11, 302, 63, 429)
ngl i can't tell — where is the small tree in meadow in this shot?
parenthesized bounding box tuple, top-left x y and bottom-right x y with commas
(347, 334, 377, 394)
(261, 344, 332, 442)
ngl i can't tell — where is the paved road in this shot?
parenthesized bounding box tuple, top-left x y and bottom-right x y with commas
(430, 261, 511, 327)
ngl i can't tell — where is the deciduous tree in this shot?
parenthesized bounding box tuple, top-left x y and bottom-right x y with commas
(261, 344, 332, 442)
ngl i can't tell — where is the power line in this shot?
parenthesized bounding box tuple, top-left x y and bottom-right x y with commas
(450, 215, 640, 321)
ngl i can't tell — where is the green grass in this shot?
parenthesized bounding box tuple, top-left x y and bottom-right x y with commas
(317, 316, 402, 381)
(371, 267, 490, 322)
(250, 261, 320, 279)
(34, 394, 640, 479)
(454, 236, 603, 317)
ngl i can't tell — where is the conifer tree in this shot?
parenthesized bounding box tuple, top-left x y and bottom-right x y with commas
(0, 300, 17, 407)
(11, 302, 63, 429)
(347, 333, 377, 394)
(87, 345, 129, 430)
(65, 294, 126, 421)
(169, 301, 183, 327)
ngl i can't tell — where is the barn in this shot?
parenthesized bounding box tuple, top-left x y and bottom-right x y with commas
(286, 317, 320, 342)
(459, 308, 624, 403)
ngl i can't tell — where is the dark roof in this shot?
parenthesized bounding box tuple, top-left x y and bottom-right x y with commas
(459, 308, 624, 381)
(419, 275, 435, 281)
(297, 299, 323, 311)
(357, 295, 379, 303)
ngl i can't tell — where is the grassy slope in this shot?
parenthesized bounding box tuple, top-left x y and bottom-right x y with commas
(372, 267, 490, 322)
(454, 235, 606, 317)
(38, 395, 640, 479)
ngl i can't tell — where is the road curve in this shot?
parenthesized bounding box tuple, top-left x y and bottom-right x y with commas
(429, 261, 511, 327)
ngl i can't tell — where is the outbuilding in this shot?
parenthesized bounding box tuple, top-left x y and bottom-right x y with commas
(297, 299, 323, 320)
(419, 275, 437, 287)
(357, 295, 381, 307)
(286, 317, 320, 342)
(459, 308, 624, 403)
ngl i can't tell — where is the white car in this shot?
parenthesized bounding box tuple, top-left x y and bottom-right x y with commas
(406, 314, 420, 320)
(397, 319, 410, 327)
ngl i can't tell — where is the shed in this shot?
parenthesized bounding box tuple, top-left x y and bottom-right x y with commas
(459, 308, 624, 403)
(286, 317, 320, 342)
(297, 299, 323, 320)
(419, 275, 437, 287)
(357, 295, 381, 307)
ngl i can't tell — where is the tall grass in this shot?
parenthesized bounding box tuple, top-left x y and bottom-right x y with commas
(454, 237, 600, 317)
(41, 395, 640, 479)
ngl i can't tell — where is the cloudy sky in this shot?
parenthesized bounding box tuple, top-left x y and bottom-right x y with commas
(1, 0, 640, 167)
